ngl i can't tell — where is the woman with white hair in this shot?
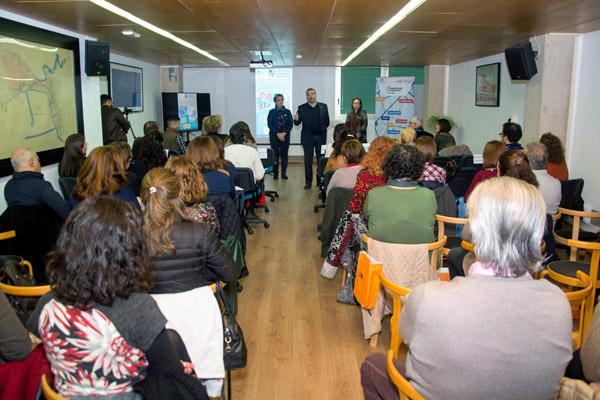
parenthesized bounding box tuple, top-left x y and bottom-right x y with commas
(360, 177, 573, 400)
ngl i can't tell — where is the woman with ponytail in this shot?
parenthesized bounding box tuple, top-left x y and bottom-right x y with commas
(498, 149, 539, 187)
(140, 167, 236, 398)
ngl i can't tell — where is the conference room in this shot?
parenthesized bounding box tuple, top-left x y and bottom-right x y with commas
(1, 0, 600, 399)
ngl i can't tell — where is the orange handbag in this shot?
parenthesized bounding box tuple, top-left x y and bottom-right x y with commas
(354, 251, 382, 310)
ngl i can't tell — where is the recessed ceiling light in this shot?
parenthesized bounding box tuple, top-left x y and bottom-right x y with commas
(251, 50, 273, 56)
(121, 29, 141, 38)
(89, 0, 228, 66)
(341, 0, 427, 66)
(296, 54, 302, 59)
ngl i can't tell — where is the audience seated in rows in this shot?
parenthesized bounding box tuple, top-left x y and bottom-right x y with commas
(540, 132, 569, 181)
(361, 177, 573, 400)
(399, 127, 416, 145)
(4, 148, 70, 219)
(224, 122, 265, 181)
(71, 145, 139, 208)
(326, 139, 365, 195)
(415, 136, 446, 189)
(0, 291, 32, 362)
(409, 116, 433, 139)
(501, 120, 523, 150)
(464, 139, 504, 201)
(27, 197, 208, 399)
(364, 144, 437, 244)
(526, 142, 562, 214)
(58, 133, 87, 178)
(140, 167, 236, 397)
(433, 118, 455, 153)
(165, 156, 220, 234)
(188, 136, 236, 199)
(324, 123, 353, 172)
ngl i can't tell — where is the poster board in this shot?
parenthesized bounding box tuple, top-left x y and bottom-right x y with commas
(374, 77, 415, 137)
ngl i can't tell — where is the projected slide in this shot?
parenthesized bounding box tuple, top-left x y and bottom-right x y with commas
(0, 35, 78, 159)
(255, 69, 292, 139)
(178, 93, 199, 131)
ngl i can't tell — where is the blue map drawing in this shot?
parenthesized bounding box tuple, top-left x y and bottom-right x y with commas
(374, 77, 416, 137)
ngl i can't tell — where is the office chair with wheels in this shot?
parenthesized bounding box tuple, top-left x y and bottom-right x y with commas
(261, 148, 280, 202)
(234, 168, 270, 234)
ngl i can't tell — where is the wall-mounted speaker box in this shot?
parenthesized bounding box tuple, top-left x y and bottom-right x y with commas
(505, 42, 538, 80)
(85, 40, 110, 76)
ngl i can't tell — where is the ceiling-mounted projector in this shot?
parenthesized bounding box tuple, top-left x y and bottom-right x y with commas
(249, 52, 273, 69)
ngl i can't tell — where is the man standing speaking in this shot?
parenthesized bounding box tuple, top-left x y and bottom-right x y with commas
(294, 88, 330, 189)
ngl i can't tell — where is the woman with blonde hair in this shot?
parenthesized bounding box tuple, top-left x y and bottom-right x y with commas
(70, 145, 138, 207)
(165, 156, 219, 234)
(140, 167, 236, 398)
(321, 136, 396, 303)
(399, 127, 417, 145)
(187, 136, 235, 199)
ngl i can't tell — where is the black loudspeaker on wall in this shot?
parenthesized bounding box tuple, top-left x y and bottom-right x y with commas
(505, 42, 538, 80)
(85, 40, 110, 76)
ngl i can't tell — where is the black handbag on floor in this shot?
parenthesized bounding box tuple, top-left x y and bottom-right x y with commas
(215, 282, 247, 370)
(0, 255, 38, 324)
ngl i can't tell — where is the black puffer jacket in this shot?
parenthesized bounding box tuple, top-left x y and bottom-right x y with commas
(151, 220, 237, 294)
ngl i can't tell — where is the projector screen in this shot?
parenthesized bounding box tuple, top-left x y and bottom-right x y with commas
(0, 17, 83, 177)
(255, 68, 292, 140)
(110, 63, 143, 111)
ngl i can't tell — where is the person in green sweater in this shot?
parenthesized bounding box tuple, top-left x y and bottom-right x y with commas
(364, 144, 437, 243)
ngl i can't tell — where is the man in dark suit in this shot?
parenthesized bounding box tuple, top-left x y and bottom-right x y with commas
(100, 94, 130, 145)
(294, 88, 330, 189)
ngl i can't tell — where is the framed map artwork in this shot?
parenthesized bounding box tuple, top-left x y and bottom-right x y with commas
(0, 17, 84, 177)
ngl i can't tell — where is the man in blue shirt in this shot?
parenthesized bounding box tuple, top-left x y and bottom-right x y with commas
(4, 148, 70, 219)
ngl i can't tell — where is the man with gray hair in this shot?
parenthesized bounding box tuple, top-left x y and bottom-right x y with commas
(4, 147, 70, 219)
(409, 116, 433, 139)
(525, 142, 561, 214)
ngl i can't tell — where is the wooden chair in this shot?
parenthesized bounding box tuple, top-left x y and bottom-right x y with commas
(435, 214, 468, 258)
(554, 208, 600, 253)
(539, 269, 593, 349)
(41, 374, 66, 400)
(387, 351, 426, 400)
(362, 234, 447, 347)
(0, 281, 51, 297)
(379, 271, 425, 400)
(547, 239, 600, 334)
(0, 230, 16, 241)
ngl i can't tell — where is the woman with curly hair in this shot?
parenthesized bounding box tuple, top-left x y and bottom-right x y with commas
(540, 132, 569, 181)
(70, 145, 139, 208)
(364, 144, 437, 243)
(140, 167, 236, 398)
(320, 137, 395, 303)
(165, 156, 220, 234)
(27, 197, 207, 399)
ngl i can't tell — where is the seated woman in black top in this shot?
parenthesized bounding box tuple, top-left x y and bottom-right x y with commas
(27, 196, 206, 399)
(140, 167, 236, 397)
(187, 136, 235, 199)
(58, 133, 87, 178)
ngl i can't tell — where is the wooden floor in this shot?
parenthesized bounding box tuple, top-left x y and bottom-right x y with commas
(231, 163, 390, 399)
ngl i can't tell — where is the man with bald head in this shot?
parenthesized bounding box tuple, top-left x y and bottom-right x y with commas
(4, 148, 70, 219)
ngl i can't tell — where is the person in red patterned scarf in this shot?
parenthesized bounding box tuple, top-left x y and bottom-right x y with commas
(320, 136, 396, 304)
(415, 136, 447, 189)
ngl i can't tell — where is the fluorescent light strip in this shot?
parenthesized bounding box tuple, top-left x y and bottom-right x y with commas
(341, 0, 427, 66)
(89, 0, 228, 66)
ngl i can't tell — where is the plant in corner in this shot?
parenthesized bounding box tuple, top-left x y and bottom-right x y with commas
(426, 114, 457, 131)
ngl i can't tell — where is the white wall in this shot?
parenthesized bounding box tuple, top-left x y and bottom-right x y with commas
(0, 8, 162, 213)
(447, 53, 527, 153)
(567, 30, 600, 211)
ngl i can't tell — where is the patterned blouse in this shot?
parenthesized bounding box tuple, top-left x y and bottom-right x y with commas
(420, 162, 447, 183)
(348, 169, 386, 215)
(183, 202, 220, 235)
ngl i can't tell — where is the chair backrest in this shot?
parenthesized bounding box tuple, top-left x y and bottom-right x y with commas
(379, 272, 412, 358)
(234, 167, 256, 192)
(0, 281, 51, 297)
(555, 208, 600, 261)
(540, 269, 593, 350)
(560, 179, 584, 210)
(58, 177, 76, 200)
(362, 234, 447, 272)
(387, 351, 426, 400)
(316, 157, 329, 185)
(447, 166, 478, 198)
(41, 374, 66, 400)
